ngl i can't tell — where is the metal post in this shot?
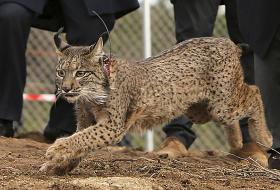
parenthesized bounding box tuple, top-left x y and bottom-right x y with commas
(143, 0, 154, 151)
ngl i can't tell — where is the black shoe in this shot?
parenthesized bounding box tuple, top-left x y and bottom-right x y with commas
(0, 119, 14, 137)
(268, 149, 280, 170)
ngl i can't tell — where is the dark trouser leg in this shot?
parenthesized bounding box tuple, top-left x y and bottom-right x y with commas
(163, 117, 196, 148)
(44, 0, 115, 141)
(238, 52, 254, 144)
(254, 29, 280, 149)
(59, 0, 115, 46)
(43, 100, 77, 141)
(0, 3, 34, 121)
(172, 0, 220, 43)
(163, 0, 220, 148)
(225, 0, 254, 144)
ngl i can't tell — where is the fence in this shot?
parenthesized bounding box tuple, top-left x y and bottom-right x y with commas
(21, 1, 230, 151)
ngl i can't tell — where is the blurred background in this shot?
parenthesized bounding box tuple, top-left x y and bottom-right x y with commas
(21, 1, 229, 151)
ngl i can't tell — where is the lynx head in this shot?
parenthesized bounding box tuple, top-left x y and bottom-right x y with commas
(54, 29, 110, 104)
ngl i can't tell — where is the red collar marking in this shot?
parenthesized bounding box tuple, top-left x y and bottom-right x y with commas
(104, 58, 111, 77)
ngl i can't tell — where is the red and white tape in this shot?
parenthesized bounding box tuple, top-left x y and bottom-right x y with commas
(23, 93, 56, 102)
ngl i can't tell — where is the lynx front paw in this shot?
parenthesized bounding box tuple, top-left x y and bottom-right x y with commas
(40, 137, 82, 175)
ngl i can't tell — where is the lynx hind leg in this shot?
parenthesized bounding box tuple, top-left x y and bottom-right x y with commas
(212, 100, 269, 167)
(223, 85, 272, 167)
(223, 122, 269, 167)
(246, 85, 273, 149)
(223, 121, 243, 151)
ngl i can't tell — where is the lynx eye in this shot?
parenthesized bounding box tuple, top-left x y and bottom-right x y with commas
(75, 71, 86, 78)
(57, 69, 65, 77)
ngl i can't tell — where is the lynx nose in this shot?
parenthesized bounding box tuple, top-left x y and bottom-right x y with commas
(62, 86, 72, 93)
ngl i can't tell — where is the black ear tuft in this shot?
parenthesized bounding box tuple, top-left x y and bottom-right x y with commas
(54, 27, 70, 51)
(54, 27, 64, 48)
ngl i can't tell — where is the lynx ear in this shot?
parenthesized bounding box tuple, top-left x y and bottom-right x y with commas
(89, 37, 104, 56)
(54, 27, 70, 52)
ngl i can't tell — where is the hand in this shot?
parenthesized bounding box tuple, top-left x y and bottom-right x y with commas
(39, 137, 82, 175)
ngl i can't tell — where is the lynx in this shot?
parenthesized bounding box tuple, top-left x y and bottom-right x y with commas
(40, 31, 272, 175)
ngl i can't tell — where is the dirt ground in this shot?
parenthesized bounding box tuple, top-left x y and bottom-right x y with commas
(1, 136, 280, 190)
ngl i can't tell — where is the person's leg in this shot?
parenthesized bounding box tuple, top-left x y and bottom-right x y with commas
(0, 3, 35, 137)
(166, 0, 220, 139)
(44, 0, 115, 142)
(59, 0, 115, 46)
(224, 0, 254, 144)
(172, 0, 220, 43)
(254, 28, 280, 169)
(225, 0, 255, 83)
(163, 117, 196, 148)
(157, 0, 220, 156)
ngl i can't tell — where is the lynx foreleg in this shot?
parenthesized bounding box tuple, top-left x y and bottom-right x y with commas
(40, 111, 128, 175)
(41, 90, 131, 175)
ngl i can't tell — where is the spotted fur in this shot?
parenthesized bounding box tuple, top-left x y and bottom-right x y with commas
(40, 37, 272, 175)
